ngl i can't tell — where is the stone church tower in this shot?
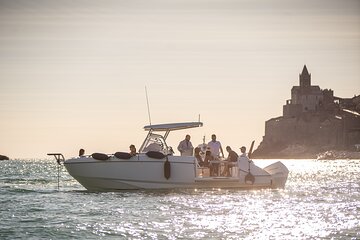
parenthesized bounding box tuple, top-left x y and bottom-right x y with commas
(299, 65, 311, 88)
(283, 65, 324, 117)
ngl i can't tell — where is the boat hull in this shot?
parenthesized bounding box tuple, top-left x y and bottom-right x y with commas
(65, 155, 197, 190)
(64, 155, 289, 191)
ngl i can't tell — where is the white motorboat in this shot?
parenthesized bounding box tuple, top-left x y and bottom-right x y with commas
(48, 122, 289, 191)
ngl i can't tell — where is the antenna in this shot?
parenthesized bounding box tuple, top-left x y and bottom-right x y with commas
(145, 86, 152, 125)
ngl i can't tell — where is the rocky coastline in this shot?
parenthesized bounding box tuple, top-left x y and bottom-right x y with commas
(252, 144, 360, 160)
(0, 155, 10, 160)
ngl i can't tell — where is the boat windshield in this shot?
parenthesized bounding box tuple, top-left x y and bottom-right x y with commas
(139, 133, 170, 154)
(139, 121, 203, 155)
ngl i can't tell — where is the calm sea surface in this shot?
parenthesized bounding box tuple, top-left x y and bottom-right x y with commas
(0, 159, 359, 239)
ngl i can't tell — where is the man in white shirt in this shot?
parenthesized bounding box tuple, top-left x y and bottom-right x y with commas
(238, 146, 255, 184)
(177, 134, 194, 156)
(207, 134, 224, 158)
(239, 146, 247, 158)
(238, 146, 253, 170)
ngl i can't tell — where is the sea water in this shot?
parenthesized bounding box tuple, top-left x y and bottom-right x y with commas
(0, 159, 359, 239)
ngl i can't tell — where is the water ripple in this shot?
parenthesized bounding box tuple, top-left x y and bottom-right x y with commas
(0, 159, 359, 239)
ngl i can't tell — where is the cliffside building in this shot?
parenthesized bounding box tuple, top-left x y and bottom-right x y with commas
(283, 65, 334, 118)
(253, 65, 360, 158)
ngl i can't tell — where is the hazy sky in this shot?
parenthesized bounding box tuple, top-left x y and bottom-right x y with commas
(1, 0, 359, 158)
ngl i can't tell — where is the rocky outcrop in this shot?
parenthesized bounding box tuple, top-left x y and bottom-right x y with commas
(252, 143, 360, 159)
(252, 110, 360, 159)
(0, 155, 9, 160)
(252, 143, 318, 159)
(316, 150, 360, 160)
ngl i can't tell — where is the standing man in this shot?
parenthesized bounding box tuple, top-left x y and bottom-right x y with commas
(177, 134, 194, 156)
(207, 134, 224, 158)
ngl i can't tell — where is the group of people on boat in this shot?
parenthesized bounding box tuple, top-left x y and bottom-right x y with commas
(77, 133, 249, 177)
(177, 134, 248, 177)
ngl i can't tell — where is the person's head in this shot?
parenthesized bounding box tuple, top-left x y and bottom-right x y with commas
(240, 146, 246, 153)
(194, 147, 201, 155)
(185, 134, 191, 141)
(211, 134, 216, 142)
(79, 148, 85, 156)
(129, 144, 136, 152)
(226, 146, 232, 152)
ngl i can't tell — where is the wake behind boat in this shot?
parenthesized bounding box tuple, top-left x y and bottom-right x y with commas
(48, 122, 289, 191)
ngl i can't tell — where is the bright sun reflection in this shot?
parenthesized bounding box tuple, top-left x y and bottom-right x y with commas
(1, 159, 359, 239)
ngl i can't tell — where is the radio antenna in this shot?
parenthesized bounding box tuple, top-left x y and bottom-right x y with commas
(145, 86, 152, 125)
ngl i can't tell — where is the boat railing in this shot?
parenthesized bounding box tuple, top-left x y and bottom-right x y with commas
(47, 153, 65, 165)
(47, 153, 66, 190)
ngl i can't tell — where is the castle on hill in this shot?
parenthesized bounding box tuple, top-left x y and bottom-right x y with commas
(283, 65, 335, 118)
(252, 65, 360, 159)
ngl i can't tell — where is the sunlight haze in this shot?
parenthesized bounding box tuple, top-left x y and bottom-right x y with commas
(0, 0, 359, 158)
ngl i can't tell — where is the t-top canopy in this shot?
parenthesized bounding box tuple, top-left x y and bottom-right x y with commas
(144, 122, 203, 132)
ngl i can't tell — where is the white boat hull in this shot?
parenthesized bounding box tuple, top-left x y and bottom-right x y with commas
(64, 155, 289, 191)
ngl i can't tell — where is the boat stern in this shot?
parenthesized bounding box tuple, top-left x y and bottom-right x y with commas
(263, 161, 289, 188)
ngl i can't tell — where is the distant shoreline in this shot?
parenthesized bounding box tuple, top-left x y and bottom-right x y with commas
(253, 150, 360, 160)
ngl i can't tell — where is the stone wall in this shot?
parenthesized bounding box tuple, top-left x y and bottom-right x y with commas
(253, 114, 344, 158)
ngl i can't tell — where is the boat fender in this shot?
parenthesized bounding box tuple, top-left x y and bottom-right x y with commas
(114, 152, 132, 159)
(91, 153, 110, 161)
(146, 151, 165, 159)
(245, 172, 255, 184)
(164, 157, 171, 180)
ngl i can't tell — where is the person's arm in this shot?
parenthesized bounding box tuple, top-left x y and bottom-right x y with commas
(220, 144, 224, 158)
(177, 141, 183, 153)
(226, 153, 231, 162)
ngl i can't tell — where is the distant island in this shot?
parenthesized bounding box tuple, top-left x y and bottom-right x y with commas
(0, 155, 9, 160)
(252, 65, 360, 159)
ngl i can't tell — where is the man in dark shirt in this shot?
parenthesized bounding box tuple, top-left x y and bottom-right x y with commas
(221, 146, 239, 177)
